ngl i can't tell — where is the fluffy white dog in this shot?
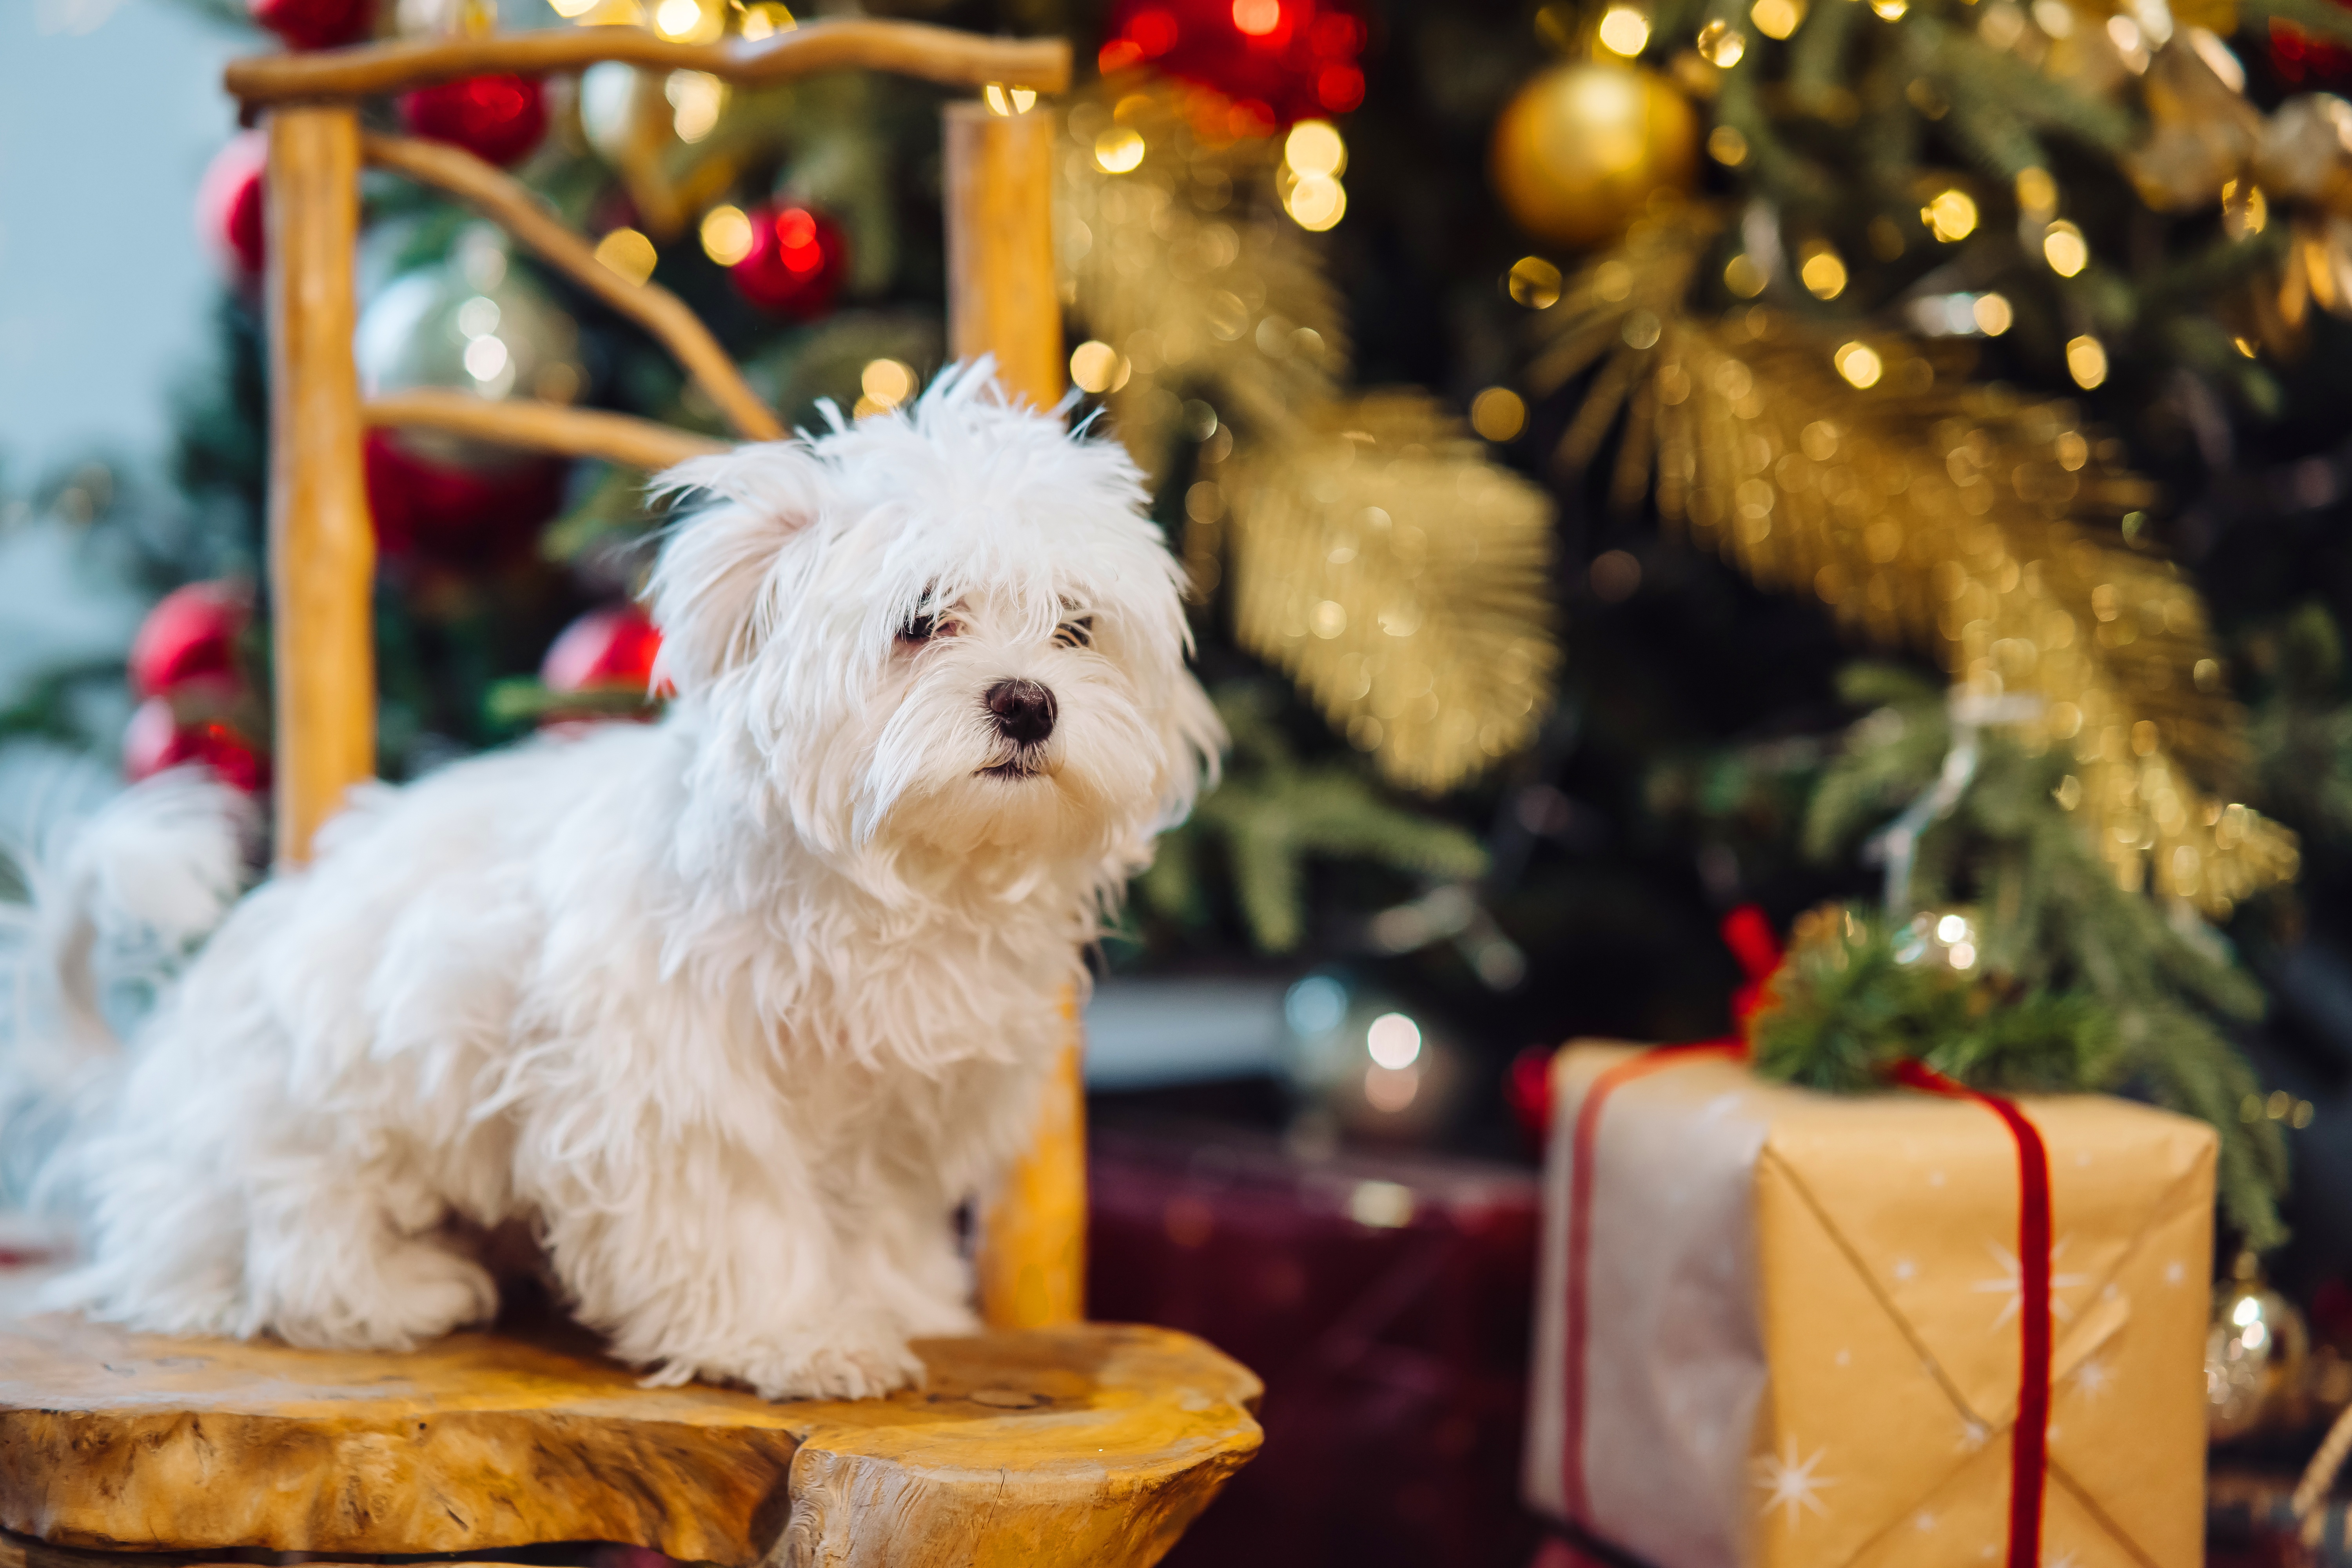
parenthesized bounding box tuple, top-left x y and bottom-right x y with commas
(4, 365, 1220, 1399)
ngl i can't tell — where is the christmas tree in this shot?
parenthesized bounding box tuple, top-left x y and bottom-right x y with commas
(17, 0, 2352, 1261)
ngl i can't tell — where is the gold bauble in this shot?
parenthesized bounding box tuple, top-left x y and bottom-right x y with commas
(2209, 1250, 2312, 1443)
(1489, 63, 1700, 251)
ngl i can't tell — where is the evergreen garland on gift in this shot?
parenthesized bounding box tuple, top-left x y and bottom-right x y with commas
(1742, 662, 2289, 1245)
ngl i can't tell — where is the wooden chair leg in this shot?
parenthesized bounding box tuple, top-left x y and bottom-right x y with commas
(264, 105, 374, 866)
(979, 1009, 1087, 1328)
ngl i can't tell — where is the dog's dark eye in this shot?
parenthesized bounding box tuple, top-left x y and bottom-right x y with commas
(1053, 617, 1095, 650)
(899, 612, 938, 643)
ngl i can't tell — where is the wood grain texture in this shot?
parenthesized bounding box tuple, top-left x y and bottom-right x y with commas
(365, 390, 730, 472)
(942, 104, 1065, 411)
(361, 133, 782, 443)
(0, 1314, 1259, 1568)
(225, 22, 1071, 105)
(265, 107, 373, 865)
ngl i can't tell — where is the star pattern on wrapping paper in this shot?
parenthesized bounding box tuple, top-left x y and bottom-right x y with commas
(1971, 1236, 2091, 1330)
(2071, 1355, 2114, 1399)
(1753, 1434, 1838, 1528)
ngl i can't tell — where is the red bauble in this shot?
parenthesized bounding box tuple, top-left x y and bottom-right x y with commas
(400, 75, 549, 167)
(196, 134, 269, 281)
(123, 696, 269, 794)
(363, 430, 567, 566)
(130, 581, 250, 701)
(729, 205, 848, 319)
(541, 604, 667, 708)
(1100, 0, 1367, 128)
(249, 0, 372, 49)
(2272, 16, 2352, 82)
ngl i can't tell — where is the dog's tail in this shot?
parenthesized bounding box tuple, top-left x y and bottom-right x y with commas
(0, 768, 251, 1204)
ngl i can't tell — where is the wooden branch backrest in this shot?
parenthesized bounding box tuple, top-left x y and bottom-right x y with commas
(230, 21, 1079, 1328)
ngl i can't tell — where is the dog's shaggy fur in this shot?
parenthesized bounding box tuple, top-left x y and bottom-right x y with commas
(5, 366, 1220, 1398)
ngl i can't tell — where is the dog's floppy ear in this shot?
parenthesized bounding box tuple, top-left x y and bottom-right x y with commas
(644, 443, 828, 693)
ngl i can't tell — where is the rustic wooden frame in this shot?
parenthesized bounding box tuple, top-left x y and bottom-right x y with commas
(233, 22, 1079, 1333)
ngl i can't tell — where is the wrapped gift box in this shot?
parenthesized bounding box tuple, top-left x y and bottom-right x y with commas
(1524, 1042, 2217, 1568)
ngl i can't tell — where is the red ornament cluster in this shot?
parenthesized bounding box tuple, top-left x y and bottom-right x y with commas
(123, 582, 269, 794)
(1100, 0, 1367, 128)
(400, 74, 549, 167)
(248, 0, 372, 49)
(197, 133, 269, 282)
(728, 205, 848, 319)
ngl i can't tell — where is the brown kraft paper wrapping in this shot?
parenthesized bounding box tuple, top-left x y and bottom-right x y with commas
(1523, 1042, 2216, 1568)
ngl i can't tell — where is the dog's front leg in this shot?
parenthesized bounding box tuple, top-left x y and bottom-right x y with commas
(533, 1127, 925, 1401)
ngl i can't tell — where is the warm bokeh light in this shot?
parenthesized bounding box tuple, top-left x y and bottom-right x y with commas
(666, 71, 725, 143)
(592, 227, 658, 286)
(1973, 291, 2014, 335)
(2043, 220, 2089, 276)
(1069, 340, 1130, 393)
(1708, 124, 1749, 165)
(1232, 0, 1282, 34)
(1597, 5, 1653, 55)
(860, 358, 915, 409)
(699, 204, 754, 267)
(736, 1, 792, 36)
(1800, 244, 1847, 299)
(1508, 255, 1563, 309)
(1285, 119, 1347, 178)
(1751, 0, 1804, 38)
(1094, 126, 1146, 174)
(2066, 334, 2108, 388)
(1470, 387, 1527, 442)
(1724, 252, 1768, 298)
(1284, 172, 1347, 230)
(1697, 19, 1746, 65)
(1923, 188, 1978, 242)
(983, 83, 1038, 115)
(1834, 341, 1884, 388)
(651, 0, 712, 40)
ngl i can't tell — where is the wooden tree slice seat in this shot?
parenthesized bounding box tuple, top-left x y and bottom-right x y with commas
(0, 1312, 1261, 1568)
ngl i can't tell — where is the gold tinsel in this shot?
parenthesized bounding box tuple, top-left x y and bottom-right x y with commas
(1059, 85, 1347, 486)
(1539, 210, 2297, 917)
(1059, 83, 1559, 792)
(1209, 394, 1559, 792)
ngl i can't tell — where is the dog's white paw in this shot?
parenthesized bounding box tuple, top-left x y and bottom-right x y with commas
(292, 1240, 498, 1351)
(687, 1326, 926, 1401)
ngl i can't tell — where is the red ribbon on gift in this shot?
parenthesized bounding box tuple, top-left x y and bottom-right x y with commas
(1557, 915, 2054, 1566)
(1887, 1058, 2053, 1568)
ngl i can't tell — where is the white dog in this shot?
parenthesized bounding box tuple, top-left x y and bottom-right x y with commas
(4, 364, 1220, 1399)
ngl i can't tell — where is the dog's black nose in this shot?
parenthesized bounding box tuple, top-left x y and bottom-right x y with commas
(985, 679, 1057, 744)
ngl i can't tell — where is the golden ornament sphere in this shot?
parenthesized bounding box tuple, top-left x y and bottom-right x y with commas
(2208, 1250, 2312, 1443)
(1488, 63, 1701, 251)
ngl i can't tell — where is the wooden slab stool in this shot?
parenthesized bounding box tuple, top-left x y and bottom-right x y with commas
(0, 18, 1258, 1568)
(0, 1312, 1259, 1567)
